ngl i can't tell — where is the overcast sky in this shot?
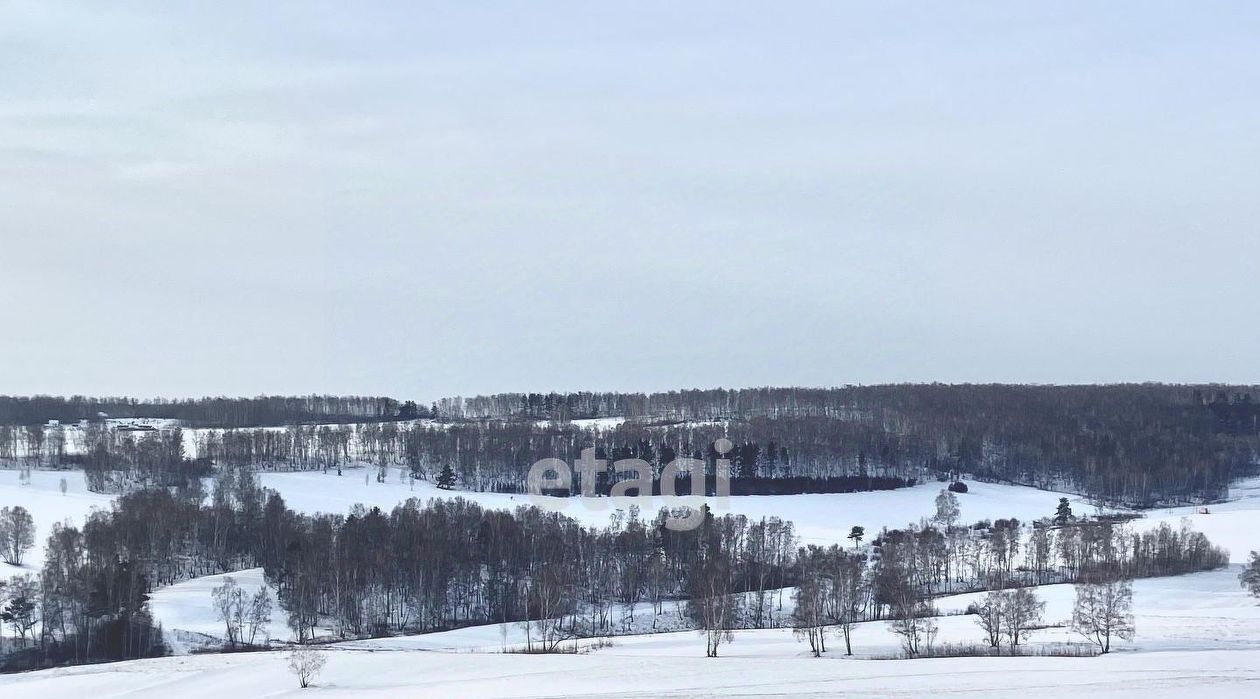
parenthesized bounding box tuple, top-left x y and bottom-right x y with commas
(2, 2, 1258, 400)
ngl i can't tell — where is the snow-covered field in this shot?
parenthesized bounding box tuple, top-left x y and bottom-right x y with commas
(4, 467, 1260, 696)
(330, 566, 1256, 657)
(0, 469, 110, 578)
(255, 467, 1260, 563)
(8, 464, 1258, 577)
(8, 569, 1260, 696)
(2, 631, 1258, 698)
(1139, 478, 1260, 564)
(256, 468, 1098, 546)
(148, 568, 294, 654)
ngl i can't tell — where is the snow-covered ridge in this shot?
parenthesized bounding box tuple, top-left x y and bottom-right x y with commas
(3, 583, 1260, 698)
(4, 467, 1260, 697)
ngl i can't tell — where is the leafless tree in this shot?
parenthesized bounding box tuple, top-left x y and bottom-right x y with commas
(287, 646, 327, 688)
(974, 589, 1004, 648)
(690, 556, 738, 657)
(0, 505, 36, 565)
(245, 588, 273, 646)
(792, 576, 827, 657)
(212, 576, 245, 648)
(1002, 587, 1044, 650)
(1072, 577, 1134, 653)
(933, 489, 960, 528)
(1239, 551, 1260, 598)
(826, 548, 867, 655)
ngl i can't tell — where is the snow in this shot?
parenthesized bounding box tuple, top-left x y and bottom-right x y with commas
(6, 466, 1260, 695)
(18, 567, 1260, 696)
(533, 417, 627, 430)
(0, 469, 112, 577)
(2, 635, 1258, 698)
(257, 468, 1100, 545)
(332, 566, 1259, 659)
(148, 568, 293, 654)
(257, 468, 1260, 563)
(1133, 477, 1260, 563)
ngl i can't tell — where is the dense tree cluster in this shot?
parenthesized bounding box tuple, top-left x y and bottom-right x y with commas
(0, 471, 1231, 671)
(0, 395, 409, 428)
(436, 385, 1260, 506)
(787, 495, 1226, 657)
(1, 510, 169, 670)
(78, 428, 210, 493)
(5, 385, 1258, 505)
(0, 468, 801, 667)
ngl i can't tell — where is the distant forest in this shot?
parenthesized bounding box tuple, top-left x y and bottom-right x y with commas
(2, 385, 1259, 506)
(0, 395, 407, 428)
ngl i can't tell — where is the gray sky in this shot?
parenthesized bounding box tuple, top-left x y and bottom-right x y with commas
(2, 1, 1258, 400)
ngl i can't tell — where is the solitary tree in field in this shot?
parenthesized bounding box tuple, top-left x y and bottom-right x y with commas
(847, 526, 865, 548)
(1241, 551, 1260, 598)
(287, 647, 327, 688)
(933, 489, 961, 528)
(0, 506, 36, 566)
(1071, 577, 1134, 653)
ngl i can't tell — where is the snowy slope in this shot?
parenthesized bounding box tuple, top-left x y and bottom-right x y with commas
(257, 468, 1099, 545)
(1, 635, 1258, 698)
(1134, 477, 1260, 563)
(339, 566, 1260, 657)
(0, 469, 111, 576)
(5, 467, 1260, 696)
(258, 468, 1260, 560)
(147, 568, 294, 653)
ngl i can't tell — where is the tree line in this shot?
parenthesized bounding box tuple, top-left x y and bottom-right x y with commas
(1, 476, 1229, 669)
(436, 385, 1260, 506)
(0, 395, 412, 428)
(787, 491, 1226, 658)
(5, 385, 1259, 506)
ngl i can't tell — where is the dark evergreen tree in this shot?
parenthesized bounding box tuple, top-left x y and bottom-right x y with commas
(1055, 497, 1075, 525)
(436, 463, 457, 490)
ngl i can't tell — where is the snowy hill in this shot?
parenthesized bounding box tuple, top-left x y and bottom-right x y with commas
(0, 469, 111, 578)
(8, 569, 1260, 696)
(4, 466, 1260, 698)
(147, 569, 294, 654)
(255, 468, 1097, 545)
